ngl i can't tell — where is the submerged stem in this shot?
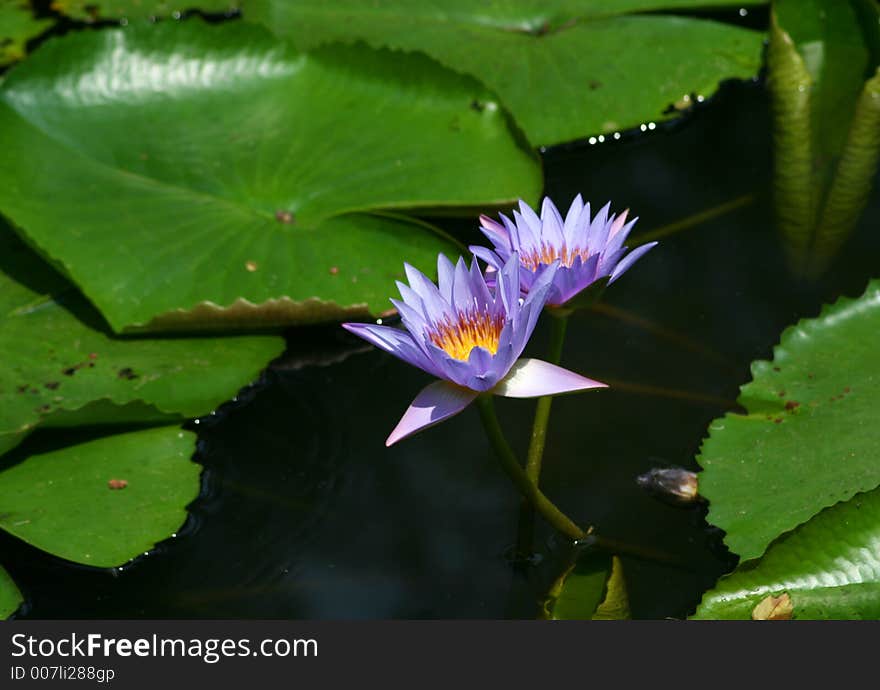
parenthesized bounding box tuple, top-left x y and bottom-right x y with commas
(476, 395, 588, 542)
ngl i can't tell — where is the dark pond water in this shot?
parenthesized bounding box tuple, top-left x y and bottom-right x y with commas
(5, 77, 880, 620)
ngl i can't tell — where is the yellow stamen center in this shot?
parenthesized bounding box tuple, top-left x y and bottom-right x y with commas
(429, 308, 505, 361)
(522, 243, 589, 271)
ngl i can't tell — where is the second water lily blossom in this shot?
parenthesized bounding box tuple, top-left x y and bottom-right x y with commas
(343, 254, 606, 446)
(472, 196, 657, 307)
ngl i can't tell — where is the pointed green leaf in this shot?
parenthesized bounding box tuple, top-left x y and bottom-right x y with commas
(542, 551, 629, 620)
(0, 564, 23, 619)
(0, 19, 538, 331)
(0, 426, 199, 567)
(768, 0, 880, 271)
(0, 223, 286, 455)
(693, 487, 880, 619)
(698, 280, 880, 562)
(248, 0, 767, 147)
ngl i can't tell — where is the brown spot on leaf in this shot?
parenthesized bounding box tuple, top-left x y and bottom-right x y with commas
(118, 368, 138, 381)
(777, 391, 786, 397)
(44, 382, 60, 390)
(589, 79, 602, 90)
(35, 404, 51, 414)
(88, 352, 98, 360)
(16, 385, 28, 394)
(752, 593, 793, 620)
(773, 366, 781, 372)
(275, 210, 294, 224)
(245, 260, 258, 272)
(329, 266, 339, 275)
(844, 386, 851, 394)
(107, 479, 128, 490)
(62, 366, 78, 376)
(774, 417, 783, 424)
(784, 401, 800, 411)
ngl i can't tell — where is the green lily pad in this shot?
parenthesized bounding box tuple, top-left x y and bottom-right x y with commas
(693, 486, 880, 619)
(0, 19, 538, 332)
(0, 223, 286, 455)
(0, 564, 23, 619)
(0, 426, 199, 567)
(0, 0, 53, 66)
(50, 0, 239, 22)
(698, 280, 880, 562)
(542, 551, 629, 620)
(248, 0, 767, 147)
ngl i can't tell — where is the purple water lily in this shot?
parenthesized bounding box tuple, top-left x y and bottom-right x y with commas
(343, 253, 606, 446)
(471, 196, 657, 307)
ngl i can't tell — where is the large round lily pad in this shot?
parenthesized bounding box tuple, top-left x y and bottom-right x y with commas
(693, 486, 880, 619)
(0, 223, 286, 455)
(0, 426, 200, 567)
(0, 19, 539, 332)
(698, 280, 880, 562)
(248, 0, 767, 147)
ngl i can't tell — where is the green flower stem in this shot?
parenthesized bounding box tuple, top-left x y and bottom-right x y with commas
(514, 312, 569, 556)
(476, 395, 588, 542)
(525, 312, 569, 483)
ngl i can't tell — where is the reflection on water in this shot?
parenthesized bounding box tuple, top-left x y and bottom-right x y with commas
(5, 79, 880, 619)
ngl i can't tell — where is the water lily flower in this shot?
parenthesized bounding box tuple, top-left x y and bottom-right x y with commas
(342, 253, 606, 446)
(471, 196, 657, 307)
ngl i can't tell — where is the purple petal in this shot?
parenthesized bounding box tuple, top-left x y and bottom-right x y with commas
(467, 257, 493, 307)
(452, 256, 474, 312)
(479, 214, 510, 247)
(552, 253, 600, 305)
(395, 280, 425, 310)
(342, 322, 441, 377)
(540, 197, 565, 245)
(587, 202, 612, 249)
(386, 380, 478, 446)
(602, 217, 639, 258)
(609, 242, 658, 283)
(521, 259, 559, 312)
(562, 198, 583, 246)
(389, 298, 429, 340)
(403, 263, 448, 324)
(469, 245, 505, 270)
(466, 345, 495, 380)
(608, 209, 630, 238)
(495, 253, 522, 316)
(518, 200, 543, 236)
(597, 247, 626, 277)
(493, 359, 607, 398)
(437, 254, 455, 302)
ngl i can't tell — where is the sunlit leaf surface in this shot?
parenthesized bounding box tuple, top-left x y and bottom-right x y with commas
(693, 486, 880, 619)
(0, 223, 286, 455)
(698, 279, 880, 562)
(249, 0, 767, 146)
(0, 426, 200, 567)
(0, 19, 538, 331)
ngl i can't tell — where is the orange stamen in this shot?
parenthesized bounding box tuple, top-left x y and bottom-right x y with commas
(429, 308, 504, 361)
(521, 242, 589, 271)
